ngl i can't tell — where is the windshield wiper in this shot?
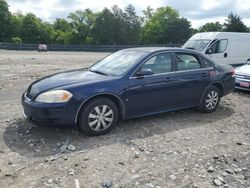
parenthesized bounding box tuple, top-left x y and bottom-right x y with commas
(185, 47, 195, 50)
(90, 70, 108, 76)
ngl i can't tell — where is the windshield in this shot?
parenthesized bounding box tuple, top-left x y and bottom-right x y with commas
(183, 39, 211, 52)
(90, 50, 148, 76)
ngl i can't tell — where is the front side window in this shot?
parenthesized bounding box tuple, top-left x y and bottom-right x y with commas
(139, 52, 173, 75)
(209, 39, 228, 54)
(176, 53, 201, 71)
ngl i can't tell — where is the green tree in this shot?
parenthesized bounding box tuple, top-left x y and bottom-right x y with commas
(91, 8, 116, 44)
(54, 30, 71, 44)
(123, 4, 141, 44)
(141, 6, 154, 23)
(0, 1, 197, 45)
(10, 12, 24, 38)
(20, 13, 42, 43)
(39, 22, 56, 44)
(0, 0, 11, 41)
(140, 6, 192, 44)
(224, 12, 249, 32)
(199, 22, 223, 32)
(191, 28, 199, 35)
(54, 18, 71, 32)
(111, 5, 127, 44)
(53, 18, 73, 44)
(11, 37, 22, 44)
(166, 17, 192, 43)
(68, 9, 96, 44)
(91, 5, 141, 45)
(19, 13, 56, 44)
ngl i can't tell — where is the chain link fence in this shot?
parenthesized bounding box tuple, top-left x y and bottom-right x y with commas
(0, 42, 182, 52)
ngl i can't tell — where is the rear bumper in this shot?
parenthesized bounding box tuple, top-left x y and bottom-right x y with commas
(21, 94, 78, 126)
(222, 77, 235, 96)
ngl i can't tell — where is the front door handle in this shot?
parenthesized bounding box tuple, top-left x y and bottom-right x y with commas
(224, 52, 228, 58)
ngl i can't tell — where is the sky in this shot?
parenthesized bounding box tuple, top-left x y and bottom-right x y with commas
(6, 0, 250, 28)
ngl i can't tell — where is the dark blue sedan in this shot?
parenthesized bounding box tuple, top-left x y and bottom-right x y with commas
(22, 48, 235, 136)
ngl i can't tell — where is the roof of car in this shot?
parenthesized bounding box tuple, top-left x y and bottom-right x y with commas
(122, 47, 197, 54)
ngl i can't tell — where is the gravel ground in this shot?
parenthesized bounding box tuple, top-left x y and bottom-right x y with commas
(0, 50, 249, 188)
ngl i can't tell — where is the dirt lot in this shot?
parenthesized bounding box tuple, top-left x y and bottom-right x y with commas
(0, 50, 249, 188)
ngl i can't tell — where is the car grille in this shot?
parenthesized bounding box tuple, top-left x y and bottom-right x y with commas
(236, 74, 250, 80)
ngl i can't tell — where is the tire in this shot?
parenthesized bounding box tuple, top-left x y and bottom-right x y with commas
(198, 85, 221, 113)
(78, 98, 119, 136)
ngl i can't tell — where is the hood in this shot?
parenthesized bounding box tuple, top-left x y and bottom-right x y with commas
(27, 69, 112, 99)
(235, 64, 250, 75)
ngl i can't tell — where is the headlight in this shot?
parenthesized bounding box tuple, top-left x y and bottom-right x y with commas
(35, 90, 73, 103)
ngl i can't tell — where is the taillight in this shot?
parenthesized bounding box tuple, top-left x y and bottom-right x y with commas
(231, 68, 235, 77)
(209, 70, 216, 77)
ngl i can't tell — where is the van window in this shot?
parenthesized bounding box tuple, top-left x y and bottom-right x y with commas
(210, 39, 228, 54)
(175, 53, 201, 71)
(183, 39, 211, 52)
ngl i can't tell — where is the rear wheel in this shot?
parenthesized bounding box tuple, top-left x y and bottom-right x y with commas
(78, 98, 119, 136)
(198, 85, 221, 113)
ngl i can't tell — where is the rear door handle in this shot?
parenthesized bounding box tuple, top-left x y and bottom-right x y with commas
(201, 72, 208, 78)
(165, 77, 174, 82)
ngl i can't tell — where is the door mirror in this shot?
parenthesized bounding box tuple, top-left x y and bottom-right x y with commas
(136, 69, 154, 77)
(206, 48, 212, 54)
(246, 58, 250, 65)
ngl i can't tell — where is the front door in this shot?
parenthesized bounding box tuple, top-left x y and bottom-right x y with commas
(127, 52, 177, 117)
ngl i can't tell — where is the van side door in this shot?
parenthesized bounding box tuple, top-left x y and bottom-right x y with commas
(206, 39, 228, 64)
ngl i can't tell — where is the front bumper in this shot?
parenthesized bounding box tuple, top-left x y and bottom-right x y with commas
(21, 94, 79, 126)
(235, 76, 250, 91)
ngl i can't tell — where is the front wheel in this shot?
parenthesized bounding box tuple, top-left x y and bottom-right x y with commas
(78, 98, 119, 136)
(198, 85, 221, 113)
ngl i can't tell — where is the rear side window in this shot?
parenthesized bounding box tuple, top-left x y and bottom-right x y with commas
(175, 53, 201, 71)
(201, 57, 214, 68)
(210, 39, 228, 53)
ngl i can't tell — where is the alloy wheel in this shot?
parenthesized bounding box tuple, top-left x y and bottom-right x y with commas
(88, 105, 114, 131)
(205, 90, 219, 110)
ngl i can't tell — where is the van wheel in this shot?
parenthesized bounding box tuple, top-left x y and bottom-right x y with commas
(78, 98, 119, 136)
(198, 85, 221, 113)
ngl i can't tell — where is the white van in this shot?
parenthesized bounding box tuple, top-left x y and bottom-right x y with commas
(182, 32, 250, 66)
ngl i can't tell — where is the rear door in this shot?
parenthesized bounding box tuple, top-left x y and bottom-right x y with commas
(127, 52, 177, 117)
(174, 52, 212, 106)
